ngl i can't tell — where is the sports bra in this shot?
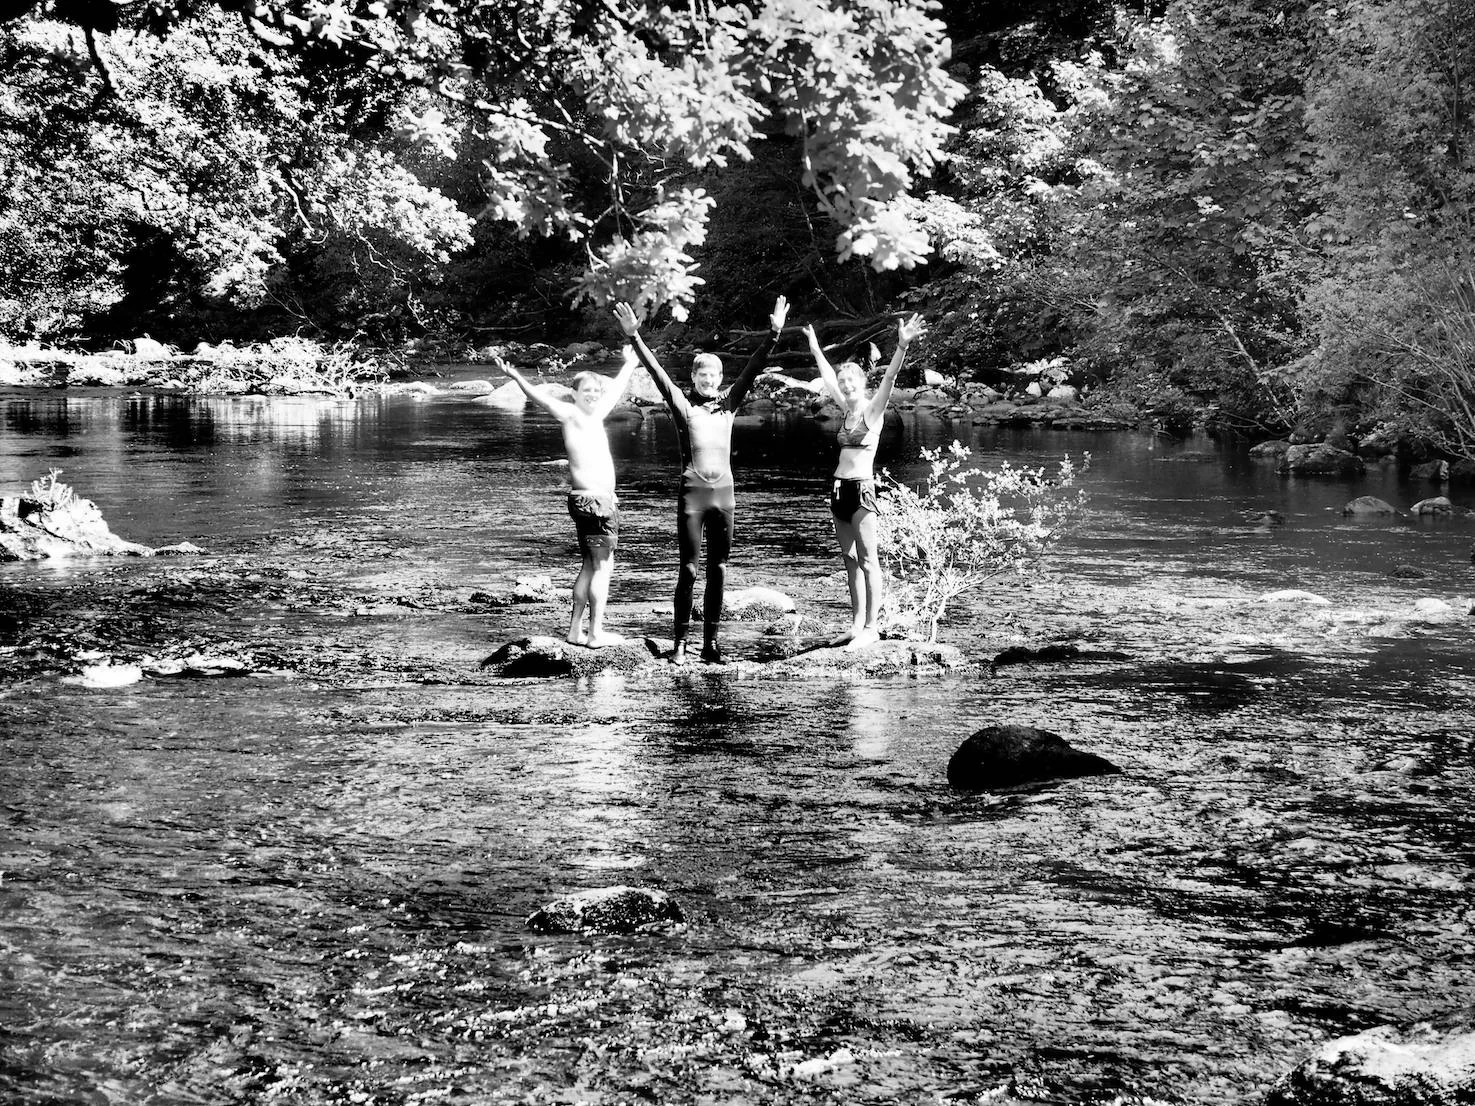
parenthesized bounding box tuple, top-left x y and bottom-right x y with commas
(837, 411, 873, 448)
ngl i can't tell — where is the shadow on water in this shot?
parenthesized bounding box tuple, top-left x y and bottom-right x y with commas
(3, 388, 1475, 1104)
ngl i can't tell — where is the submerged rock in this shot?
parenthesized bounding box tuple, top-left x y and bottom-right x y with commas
(1266, 1014, 1475, 1106)
(527, 886, 683, 934)
(947, 724, 1122, 791)
(990, 643, 1131, 669)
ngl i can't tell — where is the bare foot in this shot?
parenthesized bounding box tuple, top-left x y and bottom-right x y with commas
(585, 631, 625, 649)
(843, 627, 881, 652)
(670, 641, 689, 666)
(828, 628, 859, 648)
(566, 631, 587, 646)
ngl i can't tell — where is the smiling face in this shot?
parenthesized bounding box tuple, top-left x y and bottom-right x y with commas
(691, 354, 724, 399)
(836, 362, 868, 407)
(572, 372, 604, 413)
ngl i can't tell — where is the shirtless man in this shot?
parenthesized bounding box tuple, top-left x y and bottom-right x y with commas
(495, 349, 637, 647)
(613, 296, 788, 665)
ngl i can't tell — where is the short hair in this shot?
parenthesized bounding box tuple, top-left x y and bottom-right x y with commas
(836, 361, 866, 384)
(571, 370, 604, 391)
(691, 353, 724, 375)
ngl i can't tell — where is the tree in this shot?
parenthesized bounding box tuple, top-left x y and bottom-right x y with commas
(4, 0, 967, 328)
(0, 13, 473, 342)
(1294, 0, 1475, 454)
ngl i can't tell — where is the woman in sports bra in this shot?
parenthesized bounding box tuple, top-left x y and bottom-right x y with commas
(802, 313, 926, 650)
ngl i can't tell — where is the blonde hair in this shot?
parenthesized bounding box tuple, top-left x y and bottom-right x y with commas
(691, 353, 724, 375)
(836, 361, 867, 387)
(572, 370, 603, 391)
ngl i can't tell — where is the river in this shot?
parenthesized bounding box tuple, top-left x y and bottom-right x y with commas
(3, 382, 1474, 1105)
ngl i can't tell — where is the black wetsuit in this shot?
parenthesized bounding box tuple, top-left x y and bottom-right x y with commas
(629, 330, 778, 651)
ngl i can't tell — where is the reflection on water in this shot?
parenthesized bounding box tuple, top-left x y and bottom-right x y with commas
(3, 384, 1475, 1104)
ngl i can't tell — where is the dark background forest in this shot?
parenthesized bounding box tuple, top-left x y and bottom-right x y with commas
(4, 0, 1475, 454)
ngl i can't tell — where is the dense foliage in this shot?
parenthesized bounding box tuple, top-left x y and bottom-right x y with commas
(4, 0, 1475, 454)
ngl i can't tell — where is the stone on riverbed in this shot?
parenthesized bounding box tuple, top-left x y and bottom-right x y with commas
(480, 635, 653, 677)
(723, 586, 797, 621)
(527, 886, 683, 934)
(1265, 1013, 1475, 1106)
(947, 724, 1122, 791)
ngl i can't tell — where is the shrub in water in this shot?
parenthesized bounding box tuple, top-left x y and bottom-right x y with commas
(877, 442, 1087, 642)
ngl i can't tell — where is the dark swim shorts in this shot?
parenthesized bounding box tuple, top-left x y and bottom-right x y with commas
(568, 491, 619, 552)
(829, 478, 878, 521)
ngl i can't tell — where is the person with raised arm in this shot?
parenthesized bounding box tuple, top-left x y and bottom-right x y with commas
(613, 296, 789, 665)
(494, 348, 637, 648)
(802, 314, 926, 650)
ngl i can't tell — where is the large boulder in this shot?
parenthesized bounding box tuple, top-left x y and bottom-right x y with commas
(527, 886, 683, 934)
(947, 724, 1122, 791)
(1278, 444, 1366, 478)
(1265, 1014, 1475, 1106)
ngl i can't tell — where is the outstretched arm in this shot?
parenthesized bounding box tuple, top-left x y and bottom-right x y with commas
(801, 323, 847, 406)
(592, 346, 639, 419)
(495, 355, 571, 420)
(725, 295, 789, 410)
(866, 314, 925, 424)
(613, 303, 688, 418)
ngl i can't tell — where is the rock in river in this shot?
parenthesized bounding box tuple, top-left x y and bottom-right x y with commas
(1265, 1013, 1475, 1106)
(1342, 496, 1398, 516)
(1277, 444, 1366, 478)
(2, 479, 153, 561)
(947, 724, 1122, 791)
(527, 886, 684, 934)
(480, 635, 653, 677)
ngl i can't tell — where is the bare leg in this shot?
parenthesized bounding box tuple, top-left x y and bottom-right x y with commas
(844, 508, 882, 651)
(567, 552, 593, 644)
(830, 514, 865, 646)
(585, 544, 623, 648)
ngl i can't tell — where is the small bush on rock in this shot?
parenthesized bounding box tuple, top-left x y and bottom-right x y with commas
(877, 442, 1086, 642)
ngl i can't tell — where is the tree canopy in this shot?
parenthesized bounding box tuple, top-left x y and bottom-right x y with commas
(2, 0, 965, 333)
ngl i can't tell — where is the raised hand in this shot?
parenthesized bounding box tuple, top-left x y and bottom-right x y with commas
(800, 322, 821, 348)
(621, 346, 638, 371)
(770, 295, 790, 333)
(613, 302, 641, 337)
(490, 353, 514, 377)
(897, 313, 926, 345)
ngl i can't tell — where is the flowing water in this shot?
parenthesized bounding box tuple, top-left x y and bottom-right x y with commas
(3, 380, 1474, 1106)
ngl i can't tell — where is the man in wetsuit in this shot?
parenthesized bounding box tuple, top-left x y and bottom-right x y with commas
(494, 349, 637, 647)
(613, 297, 788, 664)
